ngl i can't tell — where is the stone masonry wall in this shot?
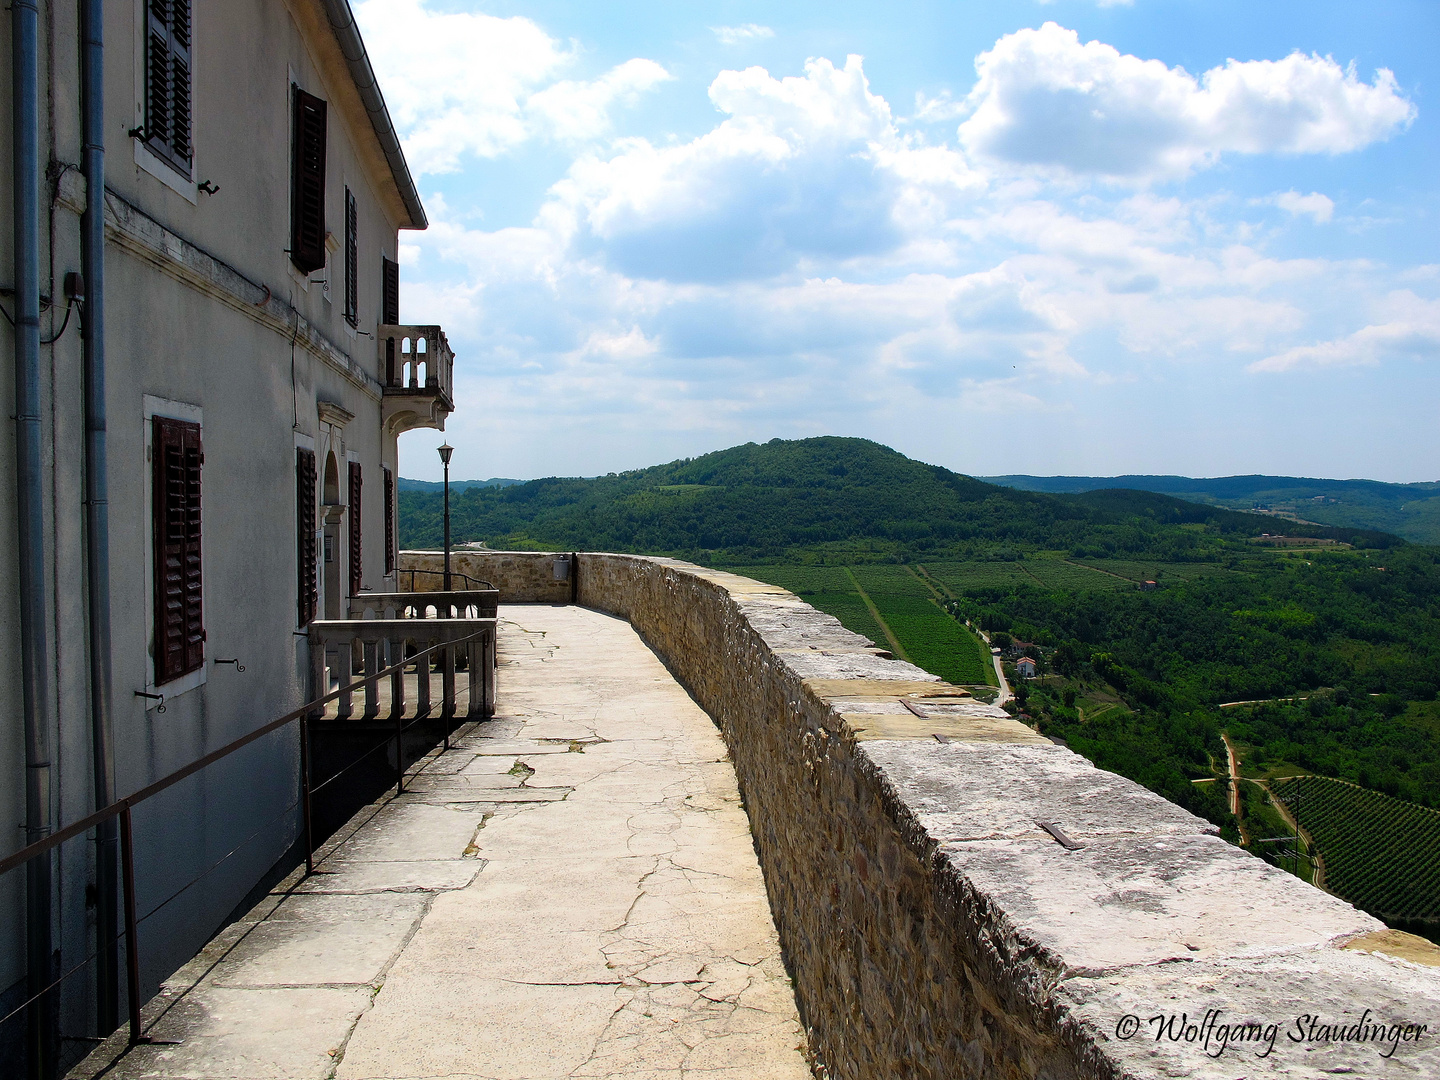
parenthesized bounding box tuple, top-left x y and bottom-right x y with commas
(400, 550, 1440, 1079)
(402, 549, 573, 603)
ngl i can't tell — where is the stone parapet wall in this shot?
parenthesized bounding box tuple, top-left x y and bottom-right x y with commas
(400, 550, 1440, 1078)
(402, 549, 573, 603)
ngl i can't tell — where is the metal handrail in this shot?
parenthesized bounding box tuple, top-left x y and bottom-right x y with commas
(0, 623, 494, 1053)
(396, 567, 490, 592)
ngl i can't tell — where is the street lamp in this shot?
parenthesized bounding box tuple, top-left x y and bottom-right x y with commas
(437, 442, 453, 590)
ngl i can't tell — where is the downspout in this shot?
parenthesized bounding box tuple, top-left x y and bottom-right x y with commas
(80, 0, 118, 1037)
(13, 0, 55, 1076)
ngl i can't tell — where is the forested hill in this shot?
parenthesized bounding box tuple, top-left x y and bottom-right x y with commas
(986, 473, 1440, 545)
(398, 437, 1396, 560)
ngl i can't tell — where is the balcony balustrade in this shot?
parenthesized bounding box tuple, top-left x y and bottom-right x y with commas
(308, 589, 497, 721)
(379, 323, 455, 434)
(347, 588, 498, 621)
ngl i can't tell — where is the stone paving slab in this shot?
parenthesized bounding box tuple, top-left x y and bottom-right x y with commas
(70, 606, 809, 1080)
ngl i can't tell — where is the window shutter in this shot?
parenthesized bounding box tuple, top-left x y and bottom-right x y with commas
(383, 466, 396, 576)
(382, 257, 399, 323)
(345, 189, 359, 326)
(290, 88, 328, 275)
(144, 0, 193, 175)
(296, 448, 318, 624)
(382, 256, 400, 381)
(152, 417, 204, 684)
(349, 462, 363, 596)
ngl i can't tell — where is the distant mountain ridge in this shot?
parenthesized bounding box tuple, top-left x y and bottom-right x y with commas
(984, 474, 1440, 545)
(397, 437, 1399, 557)
(398, 477, 524, 493)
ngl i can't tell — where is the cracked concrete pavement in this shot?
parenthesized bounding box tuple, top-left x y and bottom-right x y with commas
(72, 605, 811, 1080)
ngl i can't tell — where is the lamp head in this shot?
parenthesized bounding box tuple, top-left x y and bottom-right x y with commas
(437, 442, 454, 466)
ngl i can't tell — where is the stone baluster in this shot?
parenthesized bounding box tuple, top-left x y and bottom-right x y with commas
(389, 635, 405, 718)
(335, 638, 354, 720)
(359, 639, 378, 719)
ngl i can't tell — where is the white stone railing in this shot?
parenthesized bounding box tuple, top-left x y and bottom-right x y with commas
(347, 588, 497, 621)
(307, 616, 495, 721)
(379, 324, 454, 433)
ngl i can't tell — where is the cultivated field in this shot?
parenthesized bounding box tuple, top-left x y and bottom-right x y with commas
(728, 564, 994, 685)
(1271, 775, 1440, 925)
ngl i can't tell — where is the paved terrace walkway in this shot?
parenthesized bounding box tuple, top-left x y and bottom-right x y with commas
(75, 607, 811, 1080)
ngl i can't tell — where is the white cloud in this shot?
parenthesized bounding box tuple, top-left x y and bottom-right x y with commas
(1269, 190, 1335, 223)
(713, 24, 775, 45)
(528, 60, 674, 143)
(1250, 293, 1440, 372)
(959, 22, 1416, 180)
(354, 0, 670, 174)
(543, 56, 981, 282)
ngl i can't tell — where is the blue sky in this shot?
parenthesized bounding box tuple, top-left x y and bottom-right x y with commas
(356, 0, 1440, 483)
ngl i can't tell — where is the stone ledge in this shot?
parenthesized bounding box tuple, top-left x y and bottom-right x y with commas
(401, 550, 1440, 1078)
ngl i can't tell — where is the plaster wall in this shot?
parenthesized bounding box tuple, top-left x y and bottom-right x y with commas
(0, 0, 432, 1056)
(404, 550, 1440, 1079)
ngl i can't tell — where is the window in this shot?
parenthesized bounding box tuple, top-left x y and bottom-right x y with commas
(383, 466, 396, 576)
(290, 88, 328, 275)
(297, 448, 318, 624)
(344, 188, 359, 326)
(382, 256, 400, 381)
(152, 417, 204, 683)
(382, 256, 399, 323)
(145, 0, 193, 176)
(349, 462, 363, 596)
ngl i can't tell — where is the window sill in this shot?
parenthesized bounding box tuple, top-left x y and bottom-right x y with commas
(135, 138, 198, 205)
(147, 663, 207, 710)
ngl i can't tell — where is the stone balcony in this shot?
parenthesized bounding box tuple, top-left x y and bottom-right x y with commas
(379, 324, 454, 434)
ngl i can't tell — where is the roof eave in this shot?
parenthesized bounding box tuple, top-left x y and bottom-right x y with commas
(320, 0, 427, 230)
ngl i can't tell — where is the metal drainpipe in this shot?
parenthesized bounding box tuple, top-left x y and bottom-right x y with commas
(80, 0, 118, 1037)
(13, 0, 55, 1075)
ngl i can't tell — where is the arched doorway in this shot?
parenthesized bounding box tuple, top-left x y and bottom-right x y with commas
(322, 451, 345, 619)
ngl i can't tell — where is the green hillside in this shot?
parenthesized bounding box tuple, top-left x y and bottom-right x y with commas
(986, 473, 1440, 545)
(400, 438, 1393, 560)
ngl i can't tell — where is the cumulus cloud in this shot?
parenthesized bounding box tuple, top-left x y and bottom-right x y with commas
(528, 60, 674, 142)
(543, 56, 981, 282)
(959, 23, 1415, 180)
(1251, 293, 1440, 372)
(354, 0, 669, 173)
(1269, 190, 1335, 223)
(713, 24, 775, 45)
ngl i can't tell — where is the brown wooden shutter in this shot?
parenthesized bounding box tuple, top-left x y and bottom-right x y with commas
(349, 462, 363, 596)
(382, 257, 399, 323)
(152, 416, 204, 684)
(145, 0, 193, 175)
(383, 466, 396, 575)
(382, 257, 400, 382)
(296, 448, 318, 624)
(290, 88, 328, 275)
(345, 189, 359, 326)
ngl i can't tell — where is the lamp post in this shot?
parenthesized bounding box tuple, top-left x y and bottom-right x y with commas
(438, 442, 453, 590)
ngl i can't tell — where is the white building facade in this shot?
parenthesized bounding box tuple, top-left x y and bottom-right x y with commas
(0, 1, 450, 1072)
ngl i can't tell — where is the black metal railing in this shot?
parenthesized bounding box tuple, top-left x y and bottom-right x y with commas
(0, 623, 495, 1070)
(395, 567, 490, 592)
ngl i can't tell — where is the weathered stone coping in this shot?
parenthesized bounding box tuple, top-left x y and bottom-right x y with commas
(401, 550, 1440, 1078)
